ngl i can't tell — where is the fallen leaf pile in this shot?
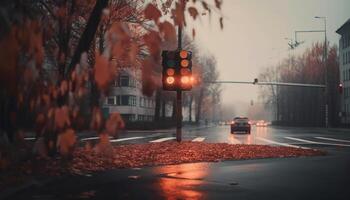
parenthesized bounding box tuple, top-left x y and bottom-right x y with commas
(0, 142, 326, 190)
(29, 142, 326, 175)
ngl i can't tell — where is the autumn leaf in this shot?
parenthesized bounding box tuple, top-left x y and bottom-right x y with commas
(57, 129, 76, 156)
(90, 107, 103, 131)
(144, 4, 161, 22)
(143, 31, 161, 60)
(54, 105, 70, 129)
(105, 113, 124, 136)
(171, 1, 186, 27)
(94, 52, 114, 91)
(94, 133, 113, 157)
(202, 2, 209, 11)
(188, 7, 199, 20)
(158, 21, 176, 45)
(215, 0, 222, 9)
(219, 17, 224, 30)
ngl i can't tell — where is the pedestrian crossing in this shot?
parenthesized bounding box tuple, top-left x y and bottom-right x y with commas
(314, 136, 350, 143)
(150, 137, 176, 143)
(192, 137, 206, 142)
(285, 136, 350, 147)
(34, 132, 345, 150)
(256, 137, 310, 149)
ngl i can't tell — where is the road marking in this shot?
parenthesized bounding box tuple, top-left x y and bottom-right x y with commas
(229, 136, 242, 144)
(192, 137, 205, 142)
(24, 137, 36, 141)
(315, 136, 350, 143)
(81, 136, 112, 141)
(285, 137, 350, 147)
(256, 137, 309, 149)
(150, 137, 176, 143)
(110, 136, 145, 142)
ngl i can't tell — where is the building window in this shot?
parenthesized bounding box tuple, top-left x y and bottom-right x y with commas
(129, 95, 137, 106)
(121, 114, 136, 122)
(107, 96, 116, 105)
(118, 95, 137, 106)
(120, 75, 129, 86)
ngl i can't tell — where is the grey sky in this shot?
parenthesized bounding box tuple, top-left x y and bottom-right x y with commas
(187, 0, 350, 114)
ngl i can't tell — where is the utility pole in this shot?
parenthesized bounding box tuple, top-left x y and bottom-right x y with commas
(293, 16, 328, 127)
(176, 25, 183, 142)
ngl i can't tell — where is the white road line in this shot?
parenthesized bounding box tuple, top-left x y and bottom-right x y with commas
(285, 137, 350, 147)
(24, 137, 36, 141)
(192, 137, 205, 142)
(150, 137, 176, 143)
(110, 136, 145, 142)
(256, 137, 309, 149)
(315, 136, 350, 143)
(81, 136, 112, 141)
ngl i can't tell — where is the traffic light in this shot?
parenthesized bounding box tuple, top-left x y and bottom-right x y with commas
(162, 51, 177, 90)
(162, 50, 192, 91)
(178, 50, 192, 90)
(339, 83, 343, 94)
(253, 78, 258, 84)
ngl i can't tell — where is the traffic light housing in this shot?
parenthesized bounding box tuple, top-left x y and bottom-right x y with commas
(253, 78, 258, 84)
(162, 50, 192, 91)
(178, 50, 192, 90)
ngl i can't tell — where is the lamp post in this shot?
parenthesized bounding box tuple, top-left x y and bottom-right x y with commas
(292, 16, 328, 128)
(315, 16, 328, 128)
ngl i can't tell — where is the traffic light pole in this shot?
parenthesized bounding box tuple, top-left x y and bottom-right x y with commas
(176, 25, 183, 142)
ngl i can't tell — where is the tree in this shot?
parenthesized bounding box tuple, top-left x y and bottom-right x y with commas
(258, 42, 340, 127)
(0, 0, 224, 157)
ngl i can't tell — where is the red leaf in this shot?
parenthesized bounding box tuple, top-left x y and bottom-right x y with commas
(158, 21, 176, 44)
(188, 7, 199, 20)
(215, 0, 222, 9)
(219, 17, 224, 30)
(105, 113, 124, 136)
(94, 53, 115, 91)
(57, 129, 76, 156)
(144, 4, 162, 22)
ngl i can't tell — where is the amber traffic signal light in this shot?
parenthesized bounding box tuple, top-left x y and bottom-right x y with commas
(178, 50, 192, 90)
(162, 50, 177, 90)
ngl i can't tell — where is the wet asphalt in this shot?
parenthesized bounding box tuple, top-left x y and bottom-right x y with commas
(7, 125, 350, 200)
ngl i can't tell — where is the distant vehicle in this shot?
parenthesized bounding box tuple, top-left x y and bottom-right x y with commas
(230, 117, 251, 134)
(256, 120, 268, 127)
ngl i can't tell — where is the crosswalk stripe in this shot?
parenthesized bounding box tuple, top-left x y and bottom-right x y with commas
(285, 137, 350, 147)
(24, 137, 36, 141)
(256, 137, 309, 149)
(110, 136, 145, 142)
(150, 137, 176, 143)
(81, 136, 106, 141)
(314, 136, 350, 143)
(192, 137, 205, 142)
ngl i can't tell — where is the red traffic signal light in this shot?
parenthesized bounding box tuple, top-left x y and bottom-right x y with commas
(161, 50, 192, 91)
(339, 83, 343, 94)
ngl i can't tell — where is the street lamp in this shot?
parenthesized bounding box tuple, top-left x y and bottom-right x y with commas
(315, 16, 328, 128)
(291, 16, 328, 127)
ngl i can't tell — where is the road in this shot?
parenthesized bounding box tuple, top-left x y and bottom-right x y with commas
(75, 125, 350, 150)
(11, 125, 350, 200)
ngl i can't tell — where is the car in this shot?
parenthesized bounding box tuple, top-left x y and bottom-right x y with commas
(256, 120, 267, 127)
(230, 117, 251, 134)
